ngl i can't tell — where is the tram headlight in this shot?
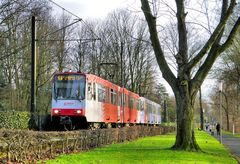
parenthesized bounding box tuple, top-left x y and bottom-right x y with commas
(54, 109, 59, 114)
(76, 110, 82, 114)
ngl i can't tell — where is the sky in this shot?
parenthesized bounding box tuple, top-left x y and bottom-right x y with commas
(51, 0, 217, 100)
(52, 0, 141, 20)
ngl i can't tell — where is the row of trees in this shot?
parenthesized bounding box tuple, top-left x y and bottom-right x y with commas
(0, 0, 168, 118)
(210, 20, 240, 132)
(0, 0, 52, 113)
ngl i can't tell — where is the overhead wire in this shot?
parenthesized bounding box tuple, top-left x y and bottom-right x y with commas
(40, 0, 102, 42)
(49, 0, 144, 50)
(49, 0, 82, 20)
(37, 0, 82, 39)
(39, 18, 82, 39)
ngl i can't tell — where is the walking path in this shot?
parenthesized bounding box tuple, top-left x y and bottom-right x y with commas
(213, 133, 240, 163)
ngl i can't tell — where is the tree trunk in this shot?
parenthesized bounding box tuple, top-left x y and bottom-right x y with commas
(172, 84, 200, 151)
(199, 88, 204, 130)
(226, 112, 229, 131)
(222, 91, 230, 131)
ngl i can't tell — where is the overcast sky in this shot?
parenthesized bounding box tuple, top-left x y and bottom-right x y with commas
(52, 0, 141, 20)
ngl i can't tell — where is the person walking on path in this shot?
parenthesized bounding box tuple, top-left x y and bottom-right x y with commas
(216, 123, 220, 136)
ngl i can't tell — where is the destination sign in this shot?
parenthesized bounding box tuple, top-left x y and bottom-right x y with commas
(56, 75, 82, 81)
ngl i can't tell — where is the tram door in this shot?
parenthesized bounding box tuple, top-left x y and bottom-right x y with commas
(117, 87, 121, 122)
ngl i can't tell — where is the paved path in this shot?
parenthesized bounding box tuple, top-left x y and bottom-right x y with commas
(213, 133, 240, 163)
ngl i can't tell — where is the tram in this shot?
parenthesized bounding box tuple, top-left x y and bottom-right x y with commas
(51, 72, 161, 129)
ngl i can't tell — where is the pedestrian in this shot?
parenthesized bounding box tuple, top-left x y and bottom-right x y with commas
(206, 124, 209, 131)
(216, 123, 220, 136)
(209, 124, 215, 135)
(209, 124, 212, 133)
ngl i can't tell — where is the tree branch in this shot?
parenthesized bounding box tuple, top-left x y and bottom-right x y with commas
(187, 0, 236, 70)
(191, 0, 238, 91)
(175, 0, 188, 63)
(219, 17, 240, 53)
(140, 0, 176, 90)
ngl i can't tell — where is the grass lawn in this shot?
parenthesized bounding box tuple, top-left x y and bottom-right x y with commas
(44, 130, 237, 164)
(234, 134, 240, 138)
(223, 131, 240, 138)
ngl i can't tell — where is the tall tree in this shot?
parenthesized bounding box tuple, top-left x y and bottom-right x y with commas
(0, 0, 50, 111)
(141, 0, 240, 151)
(73, 10, 157, 97)
(52, 14, 73, 72)
(102, 9, 156, 95)
(218, 5, 240, 130)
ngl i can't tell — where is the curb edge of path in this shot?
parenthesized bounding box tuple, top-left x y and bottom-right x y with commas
(221, 140, 240, 164)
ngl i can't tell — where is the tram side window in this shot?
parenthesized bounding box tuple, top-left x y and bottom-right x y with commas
(136, 100, 140, 110)
(110, 89, 117, 105)
(129, 97, 134, 109)
(93, 82, 96, 100)
(152, 105, 155, 114)
(133, 98, 136, 109)
(147, 103, 152, 114)
(155, 106, 158, 114)
(114, 91, 117, 105)
(149, 104, 153, 113)
(87, 83, 92, 100)
(124, 94, 127, 107)
(140, 101, 144, 111)
(154, 106, 156, 114)
(98, 85, 105, 102)
(118, 93, 122, 106)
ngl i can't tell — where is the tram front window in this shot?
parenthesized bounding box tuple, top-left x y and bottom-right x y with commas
(54, 74, 86, 100)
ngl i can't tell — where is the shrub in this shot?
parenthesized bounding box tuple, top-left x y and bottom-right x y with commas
(0, 111, 30, 129)
(0, 126, 175, 163)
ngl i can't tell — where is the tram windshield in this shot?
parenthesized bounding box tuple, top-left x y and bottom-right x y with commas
(53, 74, 86, 100)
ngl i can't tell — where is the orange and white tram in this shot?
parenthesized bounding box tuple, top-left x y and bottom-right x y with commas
(51, 72, 161, 129)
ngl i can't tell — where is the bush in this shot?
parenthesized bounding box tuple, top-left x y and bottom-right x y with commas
(0, 126, 175, 163)
(0, 111, 30, 129)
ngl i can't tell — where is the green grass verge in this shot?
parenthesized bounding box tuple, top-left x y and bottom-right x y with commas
(44, 130, 237, 164)
(234, 134, 240, 138)
(222, 131, 240, 138)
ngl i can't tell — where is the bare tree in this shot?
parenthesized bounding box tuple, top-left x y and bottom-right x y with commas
(101, 9, 157, 95)
(50, 13, 74, 72)
(141, 0, 240, 150)
(0, 0, 54, 114)
(74, 9, 158, 97)
(71, 23, 90, 72)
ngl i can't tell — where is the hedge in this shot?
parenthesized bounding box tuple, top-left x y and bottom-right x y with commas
(0, 126, 175, 163)
(0, 111, 30, 129)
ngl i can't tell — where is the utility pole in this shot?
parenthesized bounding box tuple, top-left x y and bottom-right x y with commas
(120, 41, 124, 125)
(30, 15, 36, 129)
